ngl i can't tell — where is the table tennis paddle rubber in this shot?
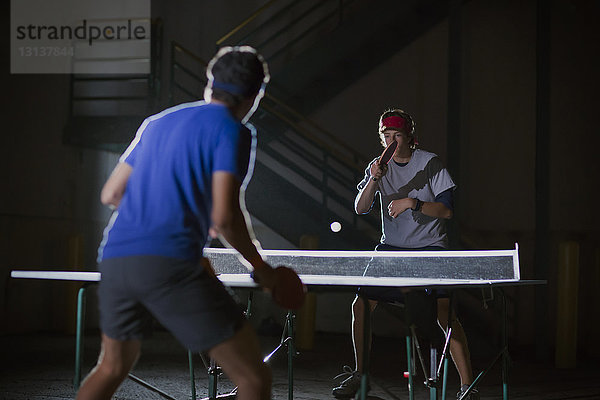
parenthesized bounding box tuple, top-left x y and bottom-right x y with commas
(272, 266, 306, 310)
(372, 140, 398, 181)
(379, 140, 398, 165)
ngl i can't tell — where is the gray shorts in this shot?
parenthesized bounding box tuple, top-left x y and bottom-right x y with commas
(98, 255, 245, 353)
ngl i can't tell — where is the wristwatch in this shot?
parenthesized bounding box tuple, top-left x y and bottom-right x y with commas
(412, 199, 423, 212)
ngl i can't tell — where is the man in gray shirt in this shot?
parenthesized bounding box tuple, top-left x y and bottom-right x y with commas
(333, 109, 478, 400)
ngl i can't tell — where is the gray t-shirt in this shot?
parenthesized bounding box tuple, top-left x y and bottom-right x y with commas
(357, 149, 456, 248)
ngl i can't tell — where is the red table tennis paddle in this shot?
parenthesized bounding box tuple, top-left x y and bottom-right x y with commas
(379, 140, 398, 165)
(271, 266, 306, 310)
(372, 140, 398, 181)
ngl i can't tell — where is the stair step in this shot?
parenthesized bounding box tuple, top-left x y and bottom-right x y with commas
(63, 116, 145, 152)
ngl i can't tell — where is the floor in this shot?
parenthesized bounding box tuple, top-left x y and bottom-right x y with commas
(2, 327, 600, 400)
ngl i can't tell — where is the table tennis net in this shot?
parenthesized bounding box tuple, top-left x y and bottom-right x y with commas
(203, 248, 519, 281)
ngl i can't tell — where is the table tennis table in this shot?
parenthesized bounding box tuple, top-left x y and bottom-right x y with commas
(11, 244, 544, 400)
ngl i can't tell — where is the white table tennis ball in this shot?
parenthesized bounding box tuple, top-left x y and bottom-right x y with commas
(330, 221, 342, 233)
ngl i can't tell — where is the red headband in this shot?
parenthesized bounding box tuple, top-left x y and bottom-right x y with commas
(380, 116, 408, 132)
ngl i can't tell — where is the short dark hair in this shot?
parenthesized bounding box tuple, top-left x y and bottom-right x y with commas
(206, 46, 270, 106)
(378, 108, 416, 148)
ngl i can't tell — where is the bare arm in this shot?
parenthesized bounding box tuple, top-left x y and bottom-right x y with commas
(355, 179, 378, 214)
(211, 171, 274, 288)
(355, 161, 387, 214)
(100, 162, 133, 208)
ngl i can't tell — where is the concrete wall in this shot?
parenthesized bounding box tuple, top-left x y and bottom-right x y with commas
(0, 70, 119, 332)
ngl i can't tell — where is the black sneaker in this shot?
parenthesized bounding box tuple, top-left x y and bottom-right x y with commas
(457, 384, 479, 400)
(332, 366, 367, 398)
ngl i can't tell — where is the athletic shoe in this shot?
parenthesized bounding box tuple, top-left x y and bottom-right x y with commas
(457, 384, 480, 400)
(332, 366, 367, 398)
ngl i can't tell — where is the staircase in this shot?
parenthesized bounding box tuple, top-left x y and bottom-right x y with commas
(216, 0, 452, 114)
(63, 19, 163, 152)
(170, 42, 380, 249)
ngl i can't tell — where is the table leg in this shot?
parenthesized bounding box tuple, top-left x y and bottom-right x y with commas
(189, 350, 196, 400)
(287, 311, 295, 400)
(360, 296, 371, 400)
(441, 356, 449, 400)
(501, 289, 509, 400)
(458, 288, 510, 400)
(441, 292, 456, 400)
(430, 347, 437, 400)
(406, 333, 414, 400)
(74, 285, 87, 389)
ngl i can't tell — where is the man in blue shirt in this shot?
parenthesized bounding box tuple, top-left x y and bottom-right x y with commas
(77, 47, 291, 400)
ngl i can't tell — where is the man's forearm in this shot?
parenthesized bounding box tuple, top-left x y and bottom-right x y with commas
(216, 205, 265, 270)
(101, 162, 132, 208)
(420, 201, 453, 219)
(214, 200, 275, 290)
(355, 179, 378, 214)
(211, 171, 267, 271)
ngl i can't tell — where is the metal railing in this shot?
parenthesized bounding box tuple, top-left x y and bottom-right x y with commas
(170, 41, 380, 238)
(216, 0, 352, 71)
(68, 19, 163, 118)
(215, 0, 280, 46)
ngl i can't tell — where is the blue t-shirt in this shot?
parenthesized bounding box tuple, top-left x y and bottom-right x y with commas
(98, 101, 255, 262)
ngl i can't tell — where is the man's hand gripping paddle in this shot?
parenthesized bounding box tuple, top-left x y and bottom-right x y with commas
(372, 140, 398, 181)
(272, 266, 306, 310)
(252, 264, 306, 310)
